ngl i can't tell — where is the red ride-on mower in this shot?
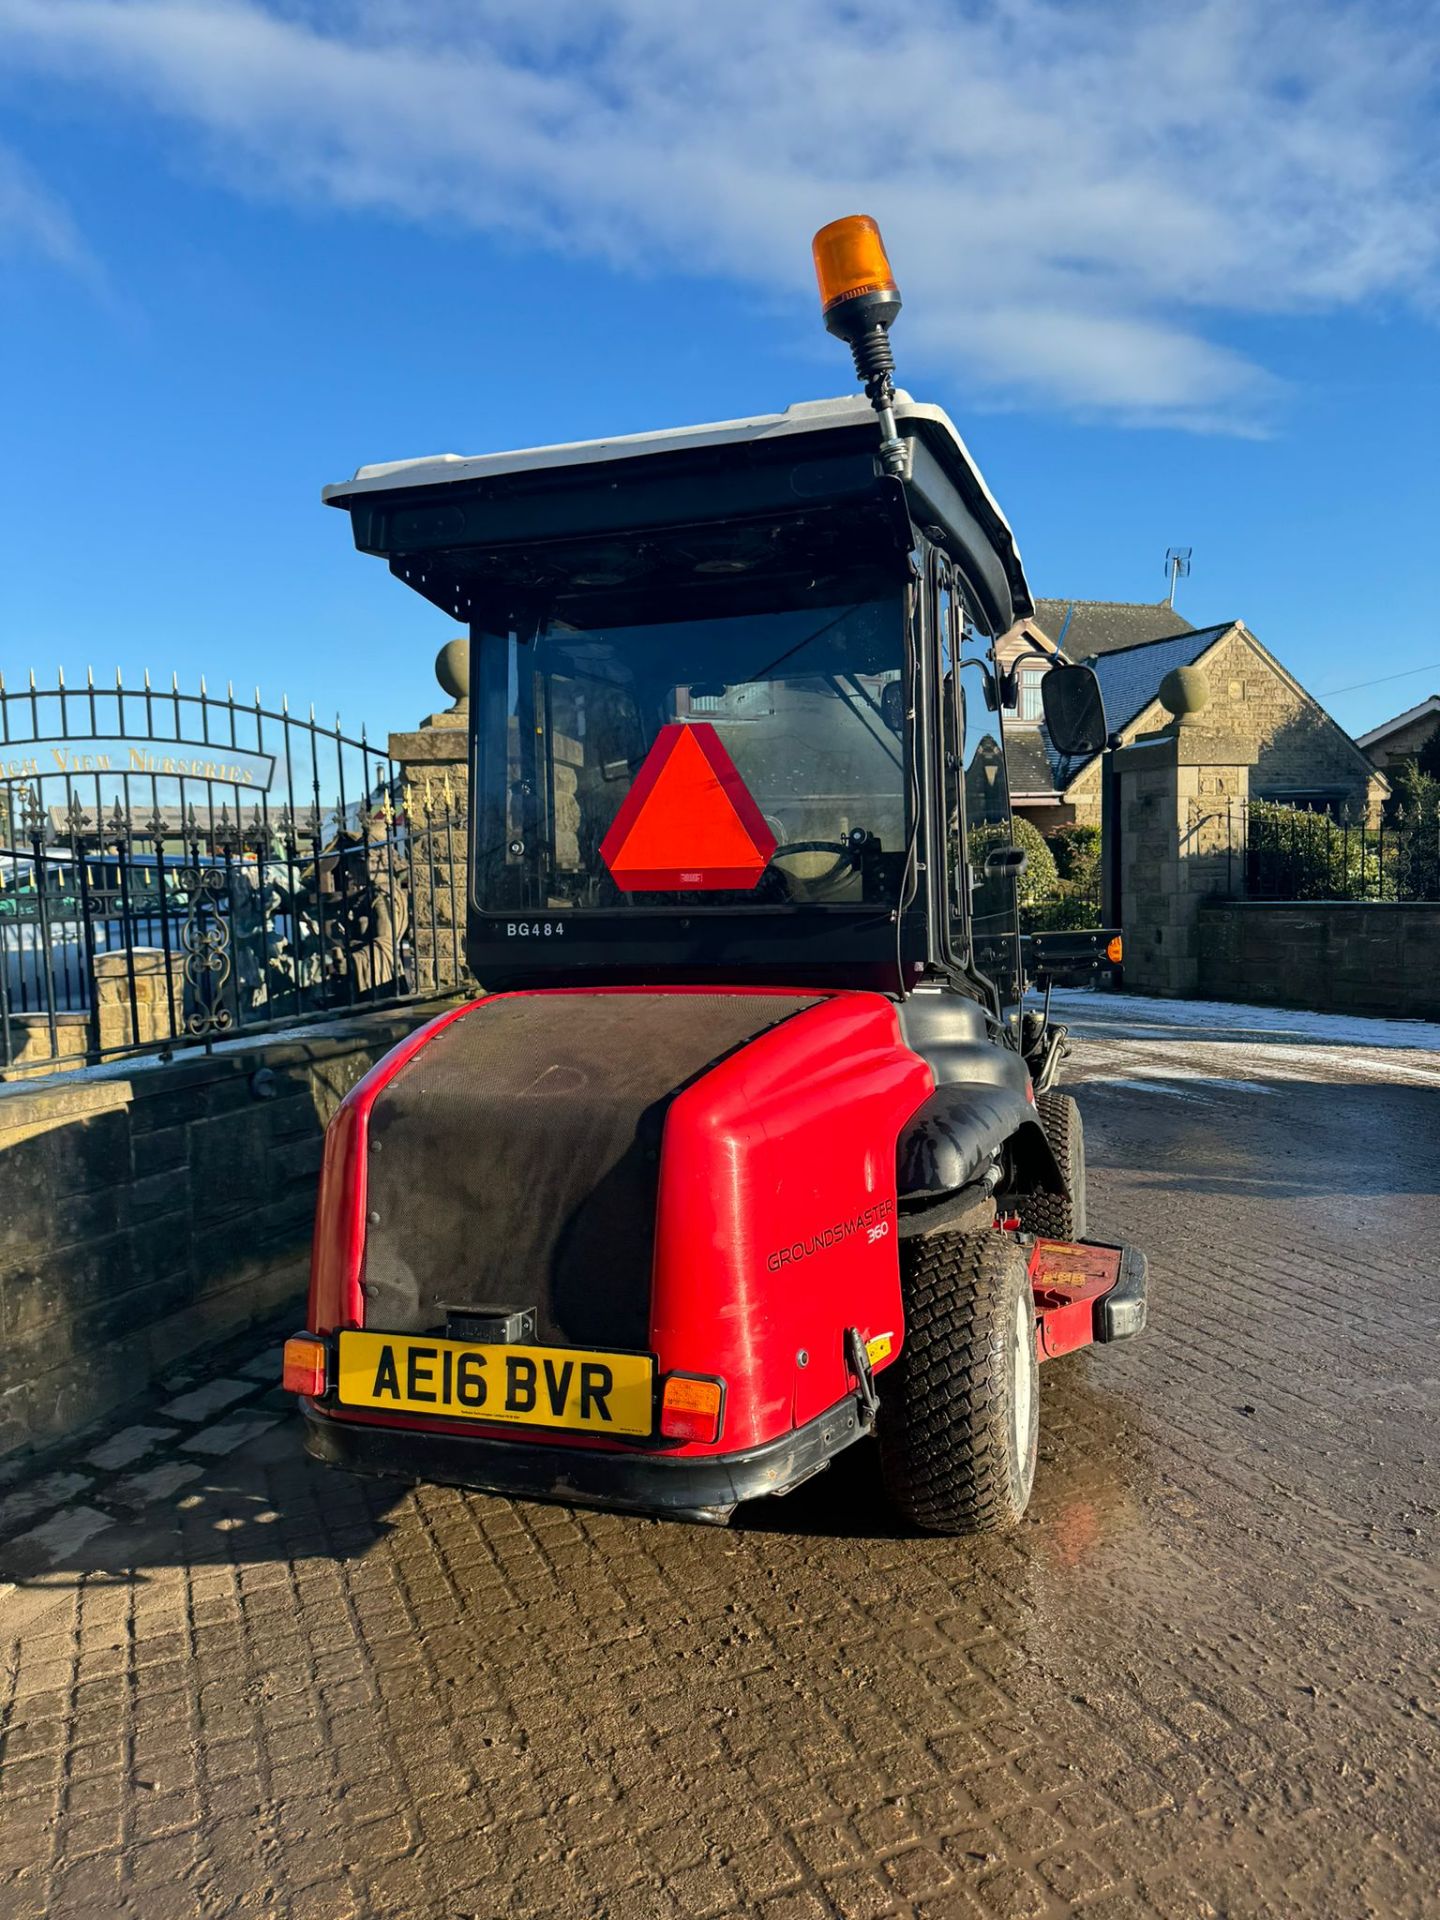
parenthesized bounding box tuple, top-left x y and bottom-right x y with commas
(284, 217, 1147, 1532)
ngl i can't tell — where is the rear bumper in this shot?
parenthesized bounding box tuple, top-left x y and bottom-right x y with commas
(1031, 1236, 1148, 1361)
(302, 1393, 870, 1525)
(1096, 1244, 1148, 1343)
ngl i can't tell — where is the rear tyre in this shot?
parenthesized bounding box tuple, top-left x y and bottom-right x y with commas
(1015, 1091, 1087, 1240)
(878, 1230, 1038, 1535)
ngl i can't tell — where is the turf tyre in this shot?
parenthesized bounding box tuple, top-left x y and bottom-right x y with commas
(1015, 1090, 1087, 1240)
(878, 1229, 1038, 1535)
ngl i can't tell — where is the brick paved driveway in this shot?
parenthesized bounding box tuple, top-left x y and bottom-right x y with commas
(2, 993, 1437, 1919)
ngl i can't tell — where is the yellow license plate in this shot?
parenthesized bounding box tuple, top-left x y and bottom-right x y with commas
(335, 1331, 655, 1437)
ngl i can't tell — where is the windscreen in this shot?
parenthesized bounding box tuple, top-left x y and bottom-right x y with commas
(473, 584, 908, 915)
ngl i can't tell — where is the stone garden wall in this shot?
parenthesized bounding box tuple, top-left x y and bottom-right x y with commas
(1196, 902, 1440, 1021)
(0, 999, 462, 1458)
(389, 668, 474, 994)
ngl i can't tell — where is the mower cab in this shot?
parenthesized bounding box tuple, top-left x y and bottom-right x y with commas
(287, 219, 1146, 1531)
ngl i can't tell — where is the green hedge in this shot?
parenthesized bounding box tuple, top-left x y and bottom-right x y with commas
(969, 817, 1057, 910)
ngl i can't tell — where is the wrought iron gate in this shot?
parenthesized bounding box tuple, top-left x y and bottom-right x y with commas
(0, 669, 467, 1074)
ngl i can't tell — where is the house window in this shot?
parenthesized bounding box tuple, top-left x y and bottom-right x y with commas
(1017, 667, 1045, 722)
(1264, 790, 1344, 818)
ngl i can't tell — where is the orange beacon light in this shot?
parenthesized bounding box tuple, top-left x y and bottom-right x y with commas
(812, 214, 900, 316)
(810, 215, 905, 475)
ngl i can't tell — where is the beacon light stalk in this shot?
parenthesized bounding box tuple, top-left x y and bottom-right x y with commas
(812, 215, 906, 477)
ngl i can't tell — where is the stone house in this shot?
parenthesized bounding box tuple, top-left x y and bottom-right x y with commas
(1356, 695, 1440, 775)
(999, 598, 1387, 829)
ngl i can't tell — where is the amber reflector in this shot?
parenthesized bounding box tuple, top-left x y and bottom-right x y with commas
(599, 723, 775, 893)
(812, 214, 899, 313)
(1106, 935, 1124, 964)
(659, 1374, 724, 1444)
(283, 1334, 327, 1397)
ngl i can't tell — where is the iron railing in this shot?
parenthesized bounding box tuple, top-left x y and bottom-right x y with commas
(1188, 797, 1440, 903)
(0, 670, 469, 1076)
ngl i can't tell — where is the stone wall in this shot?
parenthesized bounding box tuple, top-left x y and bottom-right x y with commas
(1113, 726, 1252, 998)
(93, 948, 184, 1054)
(390, 705, 472, 992)
(1201, 628, 1385, 821)
(1197, 902, 1440, 1021)
(0, 999, 462, 1458)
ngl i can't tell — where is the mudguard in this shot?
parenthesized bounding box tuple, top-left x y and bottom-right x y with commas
(896, 988, 1064, 1203)
(896, 1084, 1062, 1201)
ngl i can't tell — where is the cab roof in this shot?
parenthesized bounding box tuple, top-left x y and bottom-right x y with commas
(323, 393, 1033, 632)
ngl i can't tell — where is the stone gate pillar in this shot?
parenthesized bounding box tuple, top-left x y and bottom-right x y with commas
(387, 639, 473, 989)
(1113, 667, 1255, 998)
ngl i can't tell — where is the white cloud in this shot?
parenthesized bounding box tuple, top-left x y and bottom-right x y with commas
(0, 0, 1436, 426)
(0, 140, 90, 268)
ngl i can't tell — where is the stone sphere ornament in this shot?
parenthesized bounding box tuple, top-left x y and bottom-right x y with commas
(1158, 664, 1209, 728)
(435, 638, 470, 711)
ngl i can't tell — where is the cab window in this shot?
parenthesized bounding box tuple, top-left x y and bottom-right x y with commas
(959, 649, 1021, 1007)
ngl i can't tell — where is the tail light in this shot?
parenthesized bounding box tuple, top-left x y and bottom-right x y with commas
(659, 1373, 725, 1444)
(283, 1334, 328, 1397)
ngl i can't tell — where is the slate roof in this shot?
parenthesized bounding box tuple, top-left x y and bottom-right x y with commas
(1091, 625, 1234, 735)
(1004, 728, 1061, 797)
(1044, 624, 1236, 790)
(1033, 598, 1195, 659)
(1356, 694, 1440, 750)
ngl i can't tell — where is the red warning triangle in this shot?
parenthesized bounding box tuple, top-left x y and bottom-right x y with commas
(600, 723, 777, 892)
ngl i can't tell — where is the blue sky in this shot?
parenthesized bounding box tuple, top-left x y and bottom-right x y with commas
(1, 0, 1437, 747)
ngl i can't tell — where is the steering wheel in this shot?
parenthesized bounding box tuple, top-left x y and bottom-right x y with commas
(759, 839, 860, 902)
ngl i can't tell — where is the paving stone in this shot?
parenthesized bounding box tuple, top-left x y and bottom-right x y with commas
(83, 1425, 181, 1472)
(239, 1347, 285, 1383)
(4, 1504, 113, 1568)
(0, 1471, 95, 1535)
(180, 1415, 280, 1457)
(158, 1379, 255, 1423)
(106, 1462, 206, 1508)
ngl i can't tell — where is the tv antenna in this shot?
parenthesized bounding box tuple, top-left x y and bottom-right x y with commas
(1164, 547, 1192, 609)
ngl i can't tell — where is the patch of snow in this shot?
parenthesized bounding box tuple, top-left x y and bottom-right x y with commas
(1083, 1065, 1279, 1096)
(1049, 988, 1440, 1053)
(0, 1469, 95, 1534)
(7, 1504, 113, 1565)
(1086, 1077, 1211, 1103)
(108, 1462, 205, 1508)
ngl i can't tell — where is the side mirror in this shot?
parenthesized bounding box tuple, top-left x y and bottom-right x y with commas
(983, 844, 1028, 878)
(1041, 663, 1107, 757)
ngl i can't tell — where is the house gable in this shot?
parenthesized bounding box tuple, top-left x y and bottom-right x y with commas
(1357, 695, 1440, 768)
(1197, 626, 1389, 808)
(1357, 694, 1440, 752)
(1058, 623, 1388, 823)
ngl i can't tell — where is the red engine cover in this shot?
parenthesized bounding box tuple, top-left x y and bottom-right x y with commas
(308, 988, 934, 1460)
(651, 992, 933, 1448)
